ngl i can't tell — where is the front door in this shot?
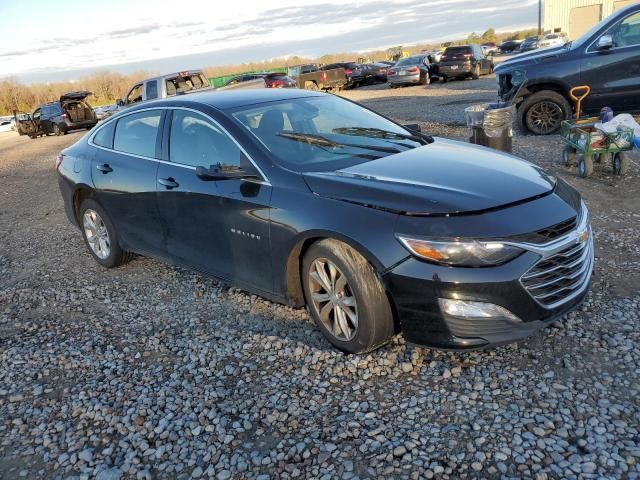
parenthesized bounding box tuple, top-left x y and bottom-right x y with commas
(156, 108, 273, 293)
(13, 110, 37, 136)
(91, 109, 165, 256)
(582, 10, 640, 113)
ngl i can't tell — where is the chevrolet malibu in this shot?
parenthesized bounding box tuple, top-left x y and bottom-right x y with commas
(57, 89, 593, 354)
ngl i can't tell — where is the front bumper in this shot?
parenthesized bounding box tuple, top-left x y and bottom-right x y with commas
(384, 209, 594, 350)
(388, 73, 421, 85)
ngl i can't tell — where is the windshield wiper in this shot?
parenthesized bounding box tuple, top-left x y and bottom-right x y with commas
(332, 126, 434, 145)
(277, 132, 401, 154)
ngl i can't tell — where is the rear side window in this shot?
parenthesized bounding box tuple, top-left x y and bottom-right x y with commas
(145, 81, 158, 100)
(93, 120, 116, 148)
(169, 110, 242, 168)
(113, 111, 161, 158)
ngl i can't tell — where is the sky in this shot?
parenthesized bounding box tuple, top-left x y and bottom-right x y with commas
(0, 0, 538, 83)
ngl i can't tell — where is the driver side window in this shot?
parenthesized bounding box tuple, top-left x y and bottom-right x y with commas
(169, 110, 242, 168)
(611, 12, 640, 47)
(126, 84, 143, 105)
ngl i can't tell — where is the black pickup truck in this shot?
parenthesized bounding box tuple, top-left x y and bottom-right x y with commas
(287, 64, 348, 91)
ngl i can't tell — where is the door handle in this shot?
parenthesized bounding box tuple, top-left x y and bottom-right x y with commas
(158, 177, 179, 189)
(96, 163, 113, 173)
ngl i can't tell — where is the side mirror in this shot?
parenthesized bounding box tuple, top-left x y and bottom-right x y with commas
(195, 164, 259, 181)
(116, 99, 124, 107)
(596, 34, 613, 51)
(403, 123, 421, 132)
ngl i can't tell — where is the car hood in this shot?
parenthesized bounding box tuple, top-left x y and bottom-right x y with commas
(60, 91, 92, 102)
(302, 139, 556, 216)
(495, 46, 567, 72)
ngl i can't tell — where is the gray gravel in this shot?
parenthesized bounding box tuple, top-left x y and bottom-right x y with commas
(1, 78, 640, 479)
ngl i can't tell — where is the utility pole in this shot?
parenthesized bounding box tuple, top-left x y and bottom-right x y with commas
(538, 0, 543, 37)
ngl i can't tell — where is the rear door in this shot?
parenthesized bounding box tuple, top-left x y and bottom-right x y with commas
(90, 109, 165, 256)
(155, 108, 273, 292)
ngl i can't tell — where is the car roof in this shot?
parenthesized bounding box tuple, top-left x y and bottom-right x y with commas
(131, 88, 326, 111)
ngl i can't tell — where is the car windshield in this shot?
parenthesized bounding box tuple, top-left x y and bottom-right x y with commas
(572, 13, 614, 49)
(231, 95, 423, 172)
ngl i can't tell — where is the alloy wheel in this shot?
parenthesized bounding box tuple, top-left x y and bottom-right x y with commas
(526, 101, 563, 134)
(308, 258, 358, 341)
(83, 209, 111, 259)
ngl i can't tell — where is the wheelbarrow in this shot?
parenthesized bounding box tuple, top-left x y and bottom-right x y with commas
(560, 85, 634, 177)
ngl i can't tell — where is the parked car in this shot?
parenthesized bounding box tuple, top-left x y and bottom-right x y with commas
(539, 32, 568, 49)
(321, 62, 364, 88)
(498, 40, 523, 53)
(358, 64, 377, 84)
(439, 45, 493, 82)
(225, 72, 297, 89)
(387, 55, 436, 87)
(14, 91, 98, 138)
(481, 42, 499, 54)
(371, 62, 391, 82)
(94, 104, 118, 121)
(116, 70, 262, 110)
(496, 3, 640, 134)
(518, 36, 540, 53)
(288, 64, 348, 91)
(57, 89, 593, 353)
(0, 117, 13, 133)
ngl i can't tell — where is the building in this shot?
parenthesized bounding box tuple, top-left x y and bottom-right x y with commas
(544, 0, 638, 40)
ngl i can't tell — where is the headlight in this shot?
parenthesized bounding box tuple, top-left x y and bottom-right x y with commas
(510, 69, 526, 86)
(396, 235, 524, 267)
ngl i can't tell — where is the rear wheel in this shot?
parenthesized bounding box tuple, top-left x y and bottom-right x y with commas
(562, 146, 576, 166)
(612, 152, 630, 176)
(519, 90, 571, 135)
(79, 198, 132, 268)
(472, 64, 480, 80)
(578, 154, 594, 178)
(53, 123, 64, 136)
(420, 73, 430, 85)
(302, 239, 394, 354)
(440, 76, 447, 83)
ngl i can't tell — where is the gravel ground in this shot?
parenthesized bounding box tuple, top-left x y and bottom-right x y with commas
(1, 78, 640, 480)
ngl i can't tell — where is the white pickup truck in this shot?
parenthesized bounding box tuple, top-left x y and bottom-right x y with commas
(116, 70, 264, 108)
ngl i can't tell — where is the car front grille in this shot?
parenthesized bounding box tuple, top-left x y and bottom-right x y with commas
(520, 232, 593, 309)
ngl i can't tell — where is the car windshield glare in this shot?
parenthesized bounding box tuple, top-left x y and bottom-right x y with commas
(231, 96, 423, 172)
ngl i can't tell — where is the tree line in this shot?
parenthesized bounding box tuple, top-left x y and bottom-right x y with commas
(0, 27, 535, 116)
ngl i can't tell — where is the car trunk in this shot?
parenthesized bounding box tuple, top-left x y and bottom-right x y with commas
(63, 100, 95, 123)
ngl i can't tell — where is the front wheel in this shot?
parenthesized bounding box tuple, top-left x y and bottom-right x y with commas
(519, 90, 571, 135)
(578, 154, 594, 178)
(79, 198, 132, 268)
(302, 239, 394, 354)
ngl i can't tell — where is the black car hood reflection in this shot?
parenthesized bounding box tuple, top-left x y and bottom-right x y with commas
(302, 140, 556, 216)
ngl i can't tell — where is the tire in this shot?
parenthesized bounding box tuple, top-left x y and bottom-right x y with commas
(420, 73, 430, 85)
(472, 64, 480, 80)
(440, 76, 447, 83)
(562, 145, 576, 166)
(518, 90, 571, 135)
(578, 154, 594, 178)
(302, 239, 394, 354)
(79, 198, 133, 268)
(53, 123, 64, 136)
(612, 151, 630, 176)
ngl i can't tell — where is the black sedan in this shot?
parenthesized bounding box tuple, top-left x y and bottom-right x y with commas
(57, 89, 593, 353)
